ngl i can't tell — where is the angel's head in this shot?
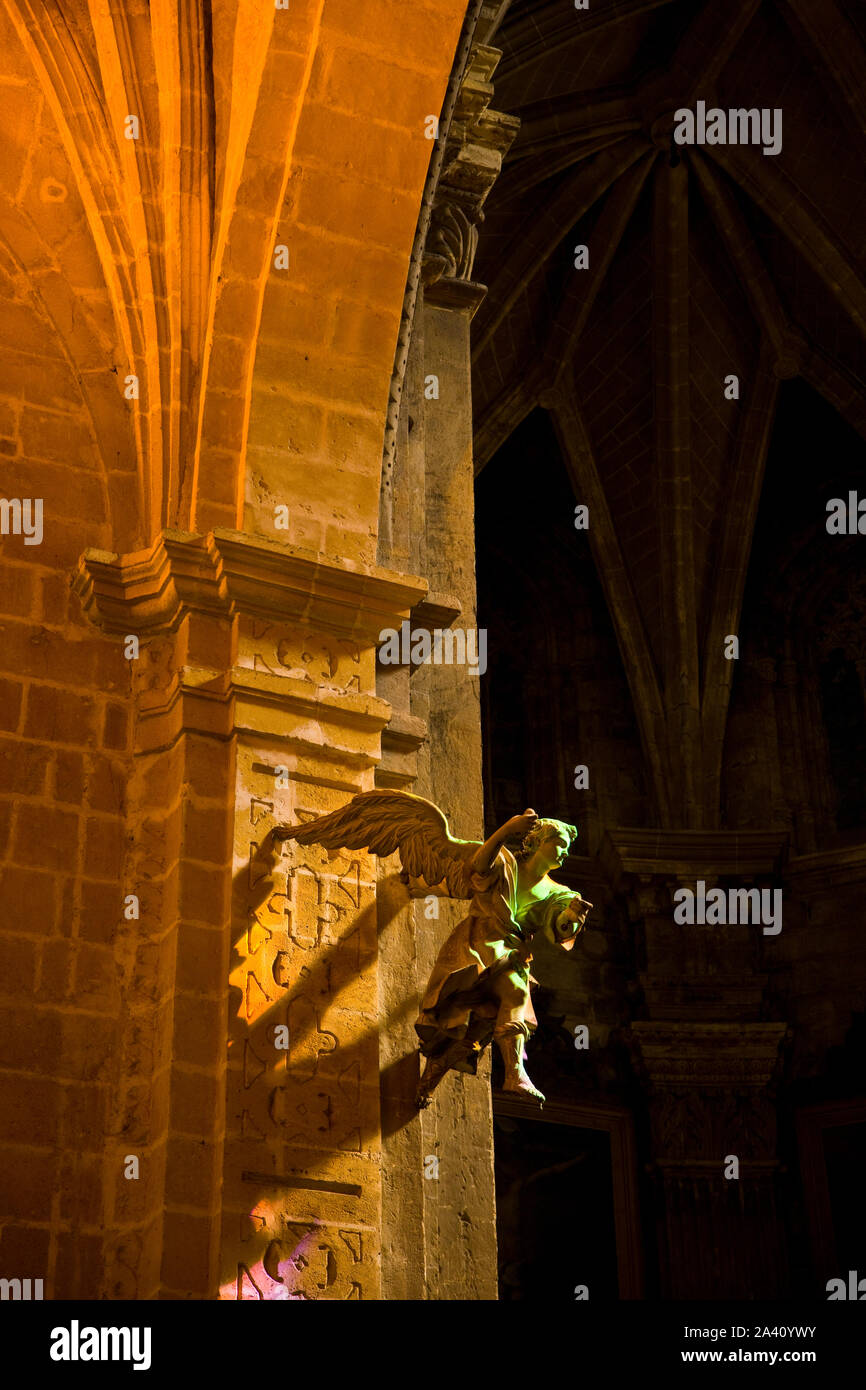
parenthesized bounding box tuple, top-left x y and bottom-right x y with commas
(518, 817, 577, 871)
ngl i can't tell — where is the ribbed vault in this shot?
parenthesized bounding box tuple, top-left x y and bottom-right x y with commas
(0, 0, 465, 556)
(473, 0, 866, 829)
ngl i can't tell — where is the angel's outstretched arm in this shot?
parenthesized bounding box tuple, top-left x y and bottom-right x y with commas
(471, 808, 539, 873)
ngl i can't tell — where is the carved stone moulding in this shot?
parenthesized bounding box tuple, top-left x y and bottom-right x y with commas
(422, 41, 519, 314)
(786, 842, 866, 894)
(654, 1159, 781, 1174)
(475, 2, 512, 48)
(639, 974, 767, 1020)
(600, 828, 790, 891)
(377, 709, 428, 789)
(629, 1022, 789, 1165)
(230, 668, 394, 773)
(629, 1021, 789, 1091)
(75, 528, 429, 643)
(441, 46, 519, 205)
(423, 273, 488, 315)
(75, 529, 430, 758)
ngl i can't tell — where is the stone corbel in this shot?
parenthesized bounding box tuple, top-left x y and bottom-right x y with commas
(377, 709, 429, 790)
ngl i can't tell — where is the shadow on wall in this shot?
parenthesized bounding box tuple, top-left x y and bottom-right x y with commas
(219, 838, 419, 1299)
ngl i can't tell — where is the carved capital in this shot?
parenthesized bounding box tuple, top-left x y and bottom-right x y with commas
(423, 44, 519, 302)
(628, 1021, 790, 1161)
(601, 829, 789, 1021)
(629, 1021, 789, 1090)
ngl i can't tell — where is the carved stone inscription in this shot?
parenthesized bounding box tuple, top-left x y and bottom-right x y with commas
(238, 617, 363, 694)
(218, 740, 380, 1299)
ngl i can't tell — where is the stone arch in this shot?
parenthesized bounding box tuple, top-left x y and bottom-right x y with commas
(2, 0, 469, 555)
(0, 198, 141, 552)
(241, 2, 468, 563)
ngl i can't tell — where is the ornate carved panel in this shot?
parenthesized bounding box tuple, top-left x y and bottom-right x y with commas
(219, 744, 380, 1299)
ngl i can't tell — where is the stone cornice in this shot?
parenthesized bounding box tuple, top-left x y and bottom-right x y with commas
(786, 841, 866, 892)
(629, 1021, 789, 1089)
(230, 667, 393, 732)
(600, 828, 789, 886)
(74, 529, 429, 642)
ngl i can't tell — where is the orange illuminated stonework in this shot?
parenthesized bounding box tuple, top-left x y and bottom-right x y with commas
(0, 0, 506, 1299)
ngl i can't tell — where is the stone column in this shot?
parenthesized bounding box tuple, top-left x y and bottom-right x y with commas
(77, 529, 427, 1298)
(602, 829, 791, 1298)
(411, 278, 494, 1295)
(374, 40, 518, 1301)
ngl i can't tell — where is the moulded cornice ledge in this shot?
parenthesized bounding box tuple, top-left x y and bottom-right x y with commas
(629, 1020, 790, 1088)
(600, 827, 790, 886)
(785, 841, 866, 892)
(74, 528, 430, 640)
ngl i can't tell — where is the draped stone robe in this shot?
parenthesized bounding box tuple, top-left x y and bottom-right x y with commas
(414, 846, 584, 1071)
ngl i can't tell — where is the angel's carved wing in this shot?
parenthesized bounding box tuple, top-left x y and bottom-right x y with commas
(273, 791, 482, 899)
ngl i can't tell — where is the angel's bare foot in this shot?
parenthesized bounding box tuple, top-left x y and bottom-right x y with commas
(501, 1074, 546, 1105)
(495, 1029, 545, 1106)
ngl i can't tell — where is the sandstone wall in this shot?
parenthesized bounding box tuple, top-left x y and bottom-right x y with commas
(0, 0, 473, 1299)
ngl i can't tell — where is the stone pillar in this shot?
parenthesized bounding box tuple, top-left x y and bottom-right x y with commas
(76, 529, 427, 1298)
(374, 226, 500, 1303)
(76, 534, 239, 1297)
(373, 40, 517, 1301)
(411, 282, 496, 1299)
(602, 829, 791, 1298)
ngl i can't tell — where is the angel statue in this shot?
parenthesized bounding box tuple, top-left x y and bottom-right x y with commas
(273, 791, 592, 1111)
